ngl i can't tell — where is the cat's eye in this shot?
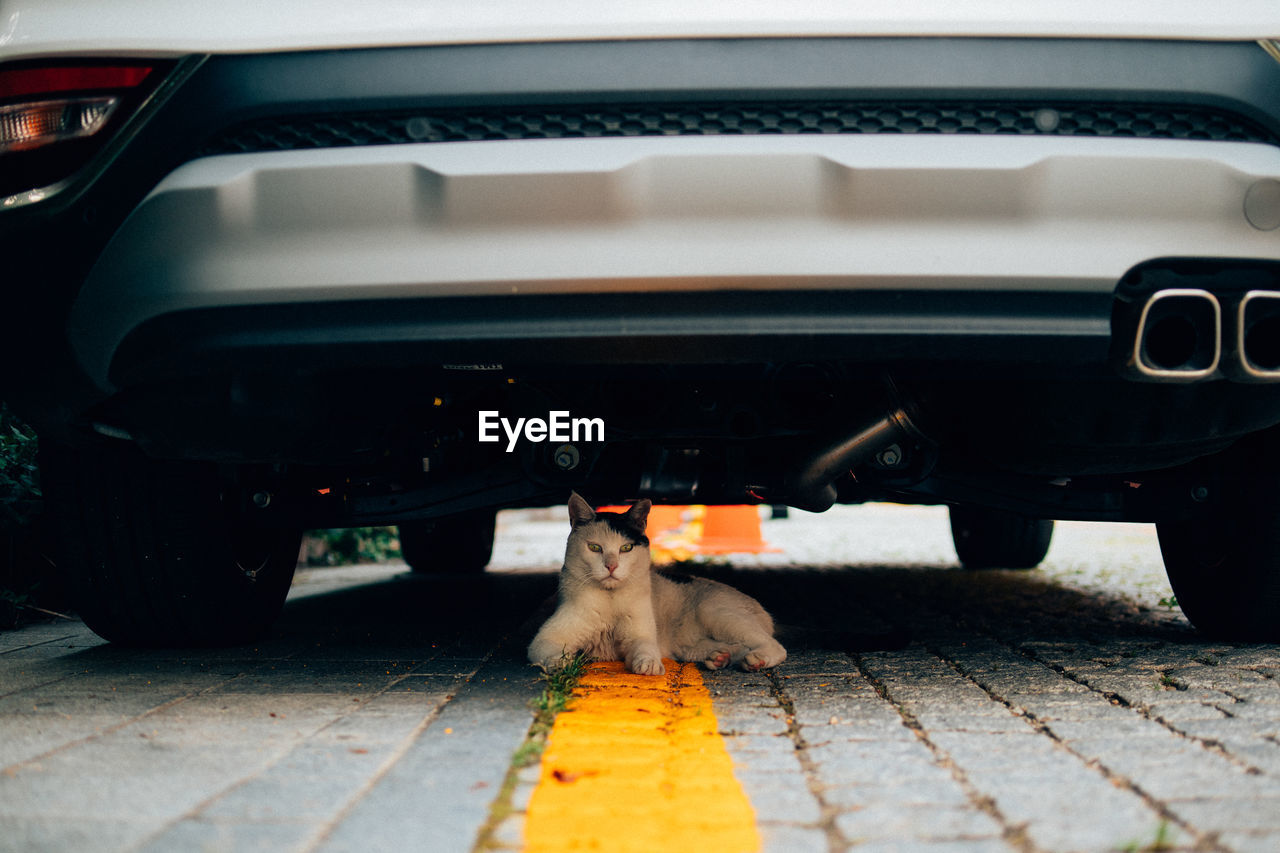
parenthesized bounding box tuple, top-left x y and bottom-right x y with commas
(620, 543, 633, 552)
(587, 543, 602, 553)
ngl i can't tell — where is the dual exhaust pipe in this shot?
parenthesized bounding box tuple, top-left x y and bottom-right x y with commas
(1124, 289, 1280, 383)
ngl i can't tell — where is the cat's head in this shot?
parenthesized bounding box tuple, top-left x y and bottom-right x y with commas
(565, 492, 651, 590)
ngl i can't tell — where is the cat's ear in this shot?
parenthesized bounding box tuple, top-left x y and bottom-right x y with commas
(567, 492, 596, 528)
(625, 499, 652, 531)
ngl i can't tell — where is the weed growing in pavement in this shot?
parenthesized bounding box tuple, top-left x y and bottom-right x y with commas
(528, 651, 591, 745)
(1120, 819, 1177, 852)
(0, 403, 40, 527)
(1157, 594, 1179, 610)
(472, 652, 591, 852)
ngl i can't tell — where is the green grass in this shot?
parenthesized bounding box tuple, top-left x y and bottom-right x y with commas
(472, 652, 591, 851)
(1120, 820, 1177, 852)
(529, 652, 591, 729)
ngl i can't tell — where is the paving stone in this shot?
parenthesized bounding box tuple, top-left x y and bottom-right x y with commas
(1173, 717, 1280, 742)
(842, 840, 1013, 853)
(312, 658, 539, 853)
(774, 653, 862, 677)
(1213, 742, 1280, 777)
(199, 740, 420, 821)
(723, 734, 804, 773)
(1146, 701, 1232, 722)
(964, 773, 1168, 852)
(807, 738, 940, 769)
(909, 710, 1030, 734)
(802, 718, 918, 746)
(1042, 715, 1178, 743)
(1221, 702, 1280, 722)
(791, 694, 907, 729)
(0, 817, 153, 853)
(1216, 830, 1280, 853)
(732, 772, 824, 824)
(757, 824, 828, 853)
(807, 745, 946, 790)
(713, 706, 792, 736)
(924, 729, 1171, 852)
(822, 778, 970, 809)
(138, 818, 315, 853)
(1166, 796, 1280, 832)
(835, 803, 1003, 843)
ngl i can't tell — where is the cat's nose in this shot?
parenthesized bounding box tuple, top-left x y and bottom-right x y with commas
(605, 561, 618, 573)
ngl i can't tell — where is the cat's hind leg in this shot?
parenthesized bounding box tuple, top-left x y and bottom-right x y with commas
(675, 638, 747, 670)
(698, 602, 787, 672)
(741, 637, 787, 672)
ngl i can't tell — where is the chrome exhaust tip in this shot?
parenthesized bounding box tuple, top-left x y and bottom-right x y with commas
(1130, 288, 1221, 381)
(1235, 291, 1280, 381)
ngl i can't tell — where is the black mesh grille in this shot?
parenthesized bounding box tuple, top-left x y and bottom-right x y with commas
(200, 100, 1277, 155)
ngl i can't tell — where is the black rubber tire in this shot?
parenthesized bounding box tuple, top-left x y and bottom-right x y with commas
(40, 442, 300, 647)
(1156, 489, 1280, 642)
(949, 505, 1054, 570)
(399, 509, 496, 574)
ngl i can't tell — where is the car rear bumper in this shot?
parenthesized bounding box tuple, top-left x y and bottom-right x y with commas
(74, 134, 1280, 389)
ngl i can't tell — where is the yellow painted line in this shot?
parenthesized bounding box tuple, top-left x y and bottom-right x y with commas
(523, 660, 760, 853)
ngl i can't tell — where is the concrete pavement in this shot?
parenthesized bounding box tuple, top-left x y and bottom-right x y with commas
(1, 505, 1278, 852)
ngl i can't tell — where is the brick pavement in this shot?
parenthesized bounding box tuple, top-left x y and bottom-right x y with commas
(0, 506, 1277, 853)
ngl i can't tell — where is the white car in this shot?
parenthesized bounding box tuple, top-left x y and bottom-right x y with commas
(3, 2, 1280, 644)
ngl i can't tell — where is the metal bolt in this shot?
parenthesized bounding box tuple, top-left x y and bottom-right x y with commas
(554, 444, 580, 471)
(875, 444, 904, 468)
(251, 491, 273, 509)
(1033, 108, 1061, 133)
(1191, 486, 1209, 502)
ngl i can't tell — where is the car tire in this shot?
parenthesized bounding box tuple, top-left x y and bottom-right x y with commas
(40, 441, 300, 647)
(399, 509, 496, 574)
(949, 505, 1054, 570)
(1156, 489, 1280, 642)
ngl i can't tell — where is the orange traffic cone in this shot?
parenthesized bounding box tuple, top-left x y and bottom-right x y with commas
(595, 504, 687, 540)
(691, 505, 779, 554)
(645, 504, 686, 539)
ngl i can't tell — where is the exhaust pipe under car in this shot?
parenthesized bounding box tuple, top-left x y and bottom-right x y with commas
(1234, 291, 1280, 381)
(1128, 288, 1222, 381)
(786, 406, 925, 513)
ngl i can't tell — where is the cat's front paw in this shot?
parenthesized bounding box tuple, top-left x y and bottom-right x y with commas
(629, 656, 666, 676)
(529, 645, 574, 672)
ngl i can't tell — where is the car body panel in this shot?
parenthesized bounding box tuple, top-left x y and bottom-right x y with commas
(71, 134, 1280, 391)
(1, 0, 1279, 61)
(4, 11, 1280, 522)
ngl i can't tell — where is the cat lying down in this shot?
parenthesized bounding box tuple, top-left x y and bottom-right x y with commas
(528, 493, 787, 675)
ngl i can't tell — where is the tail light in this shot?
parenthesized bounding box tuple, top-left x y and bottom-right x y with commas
(0, 61, 170, 208)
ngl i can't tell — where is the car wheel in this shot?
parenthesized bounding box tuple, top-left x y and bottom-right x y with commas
(40, 442, 300, 646)
(399, 509, 496, 574)
(949, 505, 1054, 570)
(1156, 489, 1280, 642)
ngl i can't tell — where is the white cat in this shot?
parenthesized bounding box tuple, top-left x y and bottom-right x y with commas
(527, 493, 787, 675)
